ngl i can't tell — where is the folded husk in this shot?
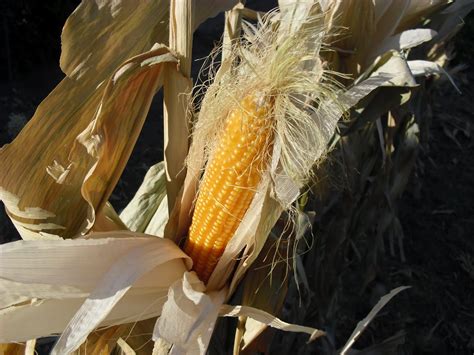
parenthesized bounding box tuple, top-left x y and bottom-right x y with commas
(0, 46, 177, 240)
(0, 233, 190, 345)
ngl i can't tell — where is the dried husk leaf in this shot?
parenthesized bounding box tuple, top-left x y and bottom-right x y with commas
(396, 0, 449, 32)
(325, 0, 376, 76)
(339, 286, 410, 354)
(153, 272, 227, 355)
(154, 271, 324, 354)
(339, 51, 418, 136)
(60, 0, 169, 79)
(0, 340, 35, 355)
(0, 0, 172, 240)
(163, 67, 193, 217)
(222, 2, 246, 62)
(120, 162, 167, 234)
(239, 237, 291, 352)
(0, 233, 190, 347)
(145, 195, 170, 237)
(371, 28, 437, 59)
(323, 0, 450, 76)
(115, 318, 159, 355)
(93, 202, 129, 232)
(72, 326, 125, 355)
(220, 305, 325, 342)
(163, 0, 194, 215)
(0, 47, 177, 240)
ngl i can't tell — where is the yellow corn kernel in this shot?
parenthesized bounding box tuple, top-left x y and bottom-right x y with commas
(184, 93, 273, 283)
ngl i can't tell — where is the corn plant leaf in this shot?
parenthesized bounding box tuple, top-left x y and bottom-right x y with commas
(0, 342, 26, 355)
(396, 0, 449, 32)
(0, 233, 190, 346)
(320, 57, 402, 139)
(76, 47, 178, 233)
(407, 60, 461, 93)
(433, 0, 474, 41)
(372, 28, 437, 59)
(60, 0, 169, 80)
(220, 305, 325, 341)
(339, 51, 417, 135)
(323, 0, 449, 75)
(240, 237, 290, 351)
(325, 0, 376, 75)
(162, 0, 194, 216)
(342, 87, 412, 137)
(340, 286, 410, 355)
(61, 0, 239, 81)
(163, 68, 193, 216)
(372, 0, 410, 50)
(1, 295, 160, 346)
(278, 0, 316, 35)
(145, 195, 169, 237)
(0, 340, 36, 355)
(120, 162, 167, 234)
(344, 331, 406, 355)
(0, 47, 177, 240)
(93, 202, 129, 232)
(52, 235, 189, 355)
(72, 326, 126, 355)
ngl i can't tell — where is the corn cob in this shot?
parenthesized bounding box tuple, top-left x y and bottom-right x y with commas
(184, 93, 273, 283)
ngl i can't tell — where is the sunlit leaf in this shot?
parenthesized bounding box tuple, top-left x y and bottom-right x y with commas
(0, 233, 190, 348)
(120, 162, 167, 234)
(0, 47, 178, 240)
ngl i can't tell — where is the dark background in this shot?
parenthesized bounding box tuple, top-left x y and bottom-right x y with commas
(0, 1, 473, 354)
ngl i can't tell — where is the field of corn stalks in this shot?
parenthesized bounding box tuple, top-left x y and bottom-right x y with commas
(0, 1, 473, 354)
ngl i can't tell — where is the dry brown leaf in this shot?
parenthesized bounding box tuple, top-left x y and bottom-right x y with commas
(0, 343, 25, 355)
(326, 0, 376, 76)
(60, 0, 169, 80)
(0, 47, 177, 240)
(73, 326, 126, 355)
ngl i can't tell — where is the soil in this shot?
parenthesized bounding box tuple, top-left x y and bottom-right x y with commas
(0, 3, 473, 354)
(395, 68, 474, 353)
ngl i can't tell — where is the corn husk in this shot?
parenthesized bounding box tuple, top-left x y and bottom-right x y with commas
(0, 233, 190, 343)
